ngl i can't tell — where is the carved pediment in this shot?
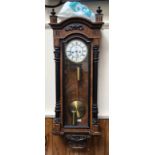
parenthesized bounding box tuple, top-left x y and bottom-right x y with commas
(65, 23, 84, 31)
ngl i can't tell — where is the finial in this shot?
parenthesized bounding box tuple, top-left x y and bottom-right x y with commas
(51, 9, 56, 16)
(96, 6, 102, 14)
(95, 6, 103, 22)
(50, 8, 57, 24)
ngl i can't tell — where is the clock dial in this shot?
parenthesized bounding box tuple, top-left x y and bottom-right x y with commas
(65, 40, 88, 63)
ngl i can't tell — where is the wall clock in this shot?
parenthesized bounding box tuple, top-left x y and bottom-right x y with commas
(49, 7, 104, 149)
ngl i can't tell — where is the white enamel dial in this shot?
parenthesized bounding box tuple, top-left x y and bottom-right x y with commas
(65, 39, 88, 63)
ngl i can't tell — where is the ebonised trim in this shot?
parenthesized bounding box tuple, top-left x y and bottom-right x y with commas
(54, 47, 61, 123)
(92, 45, 100, 124)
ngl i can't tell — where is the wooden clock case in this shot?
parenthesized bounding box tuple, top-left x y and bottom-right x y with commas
(49, 7, 104, 148)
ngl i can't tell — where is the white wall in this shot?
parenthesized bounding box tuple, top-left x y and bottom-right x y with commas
(45, 1, 109, 118)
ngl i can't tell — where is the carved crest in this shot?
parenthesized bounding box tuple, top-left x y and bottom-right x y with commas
(65, 23, 84, 31)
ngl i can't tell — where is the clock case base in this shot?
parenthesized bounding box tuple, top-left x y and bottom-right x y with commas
(52, 123, 101, 149)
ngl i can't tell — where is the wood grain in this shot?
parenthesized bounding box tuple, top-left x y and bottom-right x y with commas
(45, 118, 109, 155)
(45, 118, 53, 155)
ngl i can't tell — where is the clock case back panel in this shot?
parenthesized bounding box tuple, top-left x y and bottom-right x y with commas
(62, 35, 91, 128)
